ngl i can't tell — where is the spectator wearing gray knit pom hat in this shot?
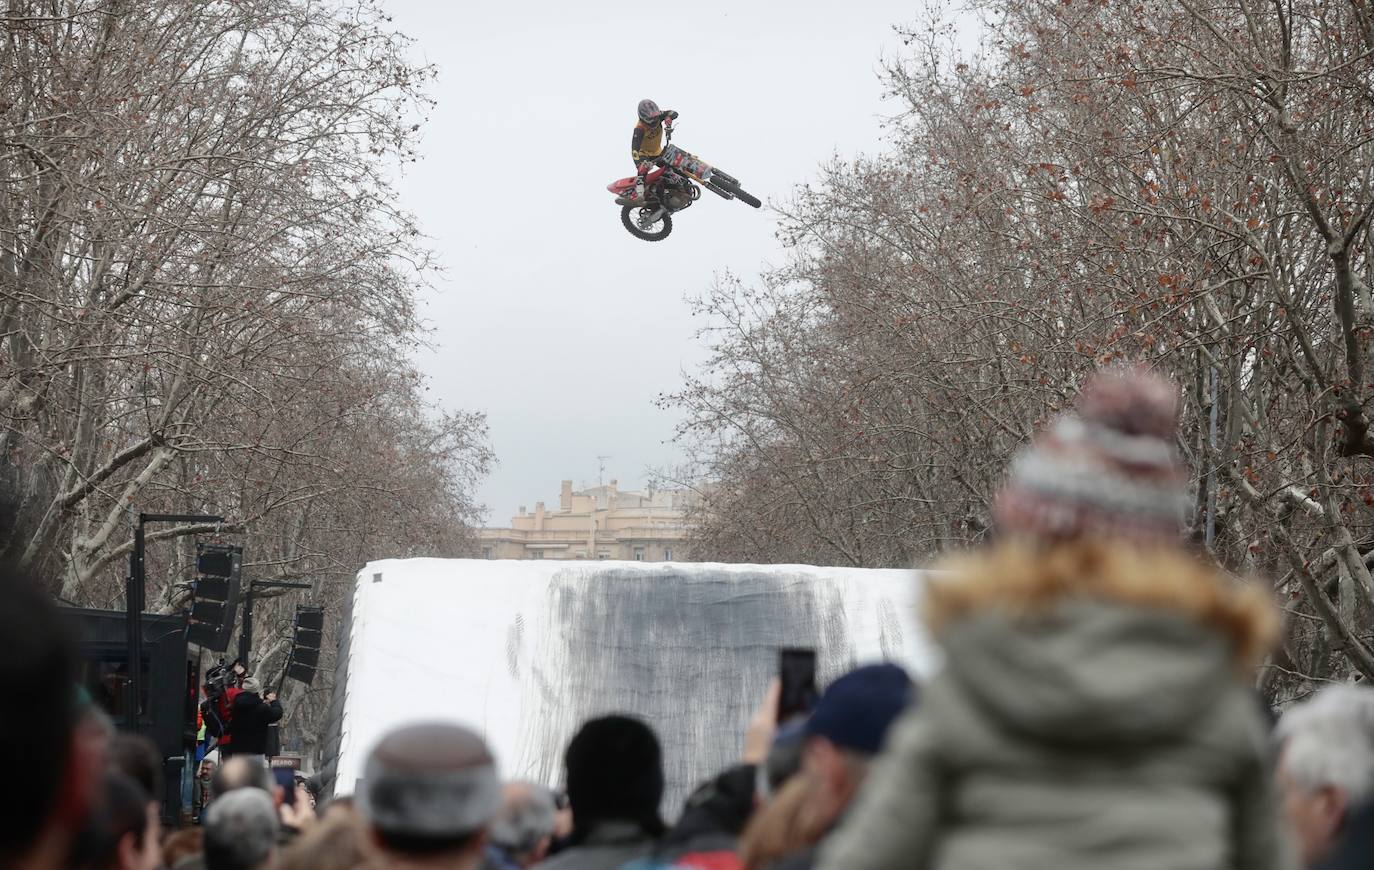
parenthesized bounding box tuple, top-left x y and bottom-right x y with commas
(818, 367, 1297, 870)
(359, 722, 502, 869)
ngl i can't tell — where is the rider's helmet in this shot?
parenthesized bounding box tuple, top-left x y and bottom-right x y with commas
(637, 99, 662, 125)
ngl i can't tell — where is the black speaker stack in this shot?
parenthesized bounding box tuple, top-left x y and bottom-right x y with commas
(187, 543, 242, 651)
(285, 605, 324, 685)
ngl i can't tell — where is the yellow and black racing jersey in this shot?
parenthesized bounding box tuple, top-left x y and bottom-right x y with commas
(631, 121, 666, 165)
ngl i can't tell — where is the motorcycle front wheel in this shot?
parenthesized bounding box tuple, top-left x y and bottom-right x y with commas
(621, 205, 673, 242)
(710, 176, 762, 209)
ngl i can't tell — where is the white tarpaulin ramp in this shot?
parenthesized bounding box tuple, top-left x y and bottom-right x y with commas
(324, 558, 935, 810)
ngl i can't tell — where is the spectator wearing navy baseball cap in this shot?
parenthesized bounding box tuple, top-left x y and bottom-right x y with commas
(770, 663, 915, 870)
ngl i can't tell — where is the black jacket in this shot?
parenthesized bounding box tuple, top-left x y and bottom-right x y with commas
(654, 763, 756, 861)
(227, 691, 282, 755)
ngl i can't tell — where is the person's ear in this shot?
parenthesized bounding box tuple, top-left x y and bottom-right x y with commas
(1317, 785, 1350, 837)
(802, 737, 842, 788)
(534, 834, 552, 863)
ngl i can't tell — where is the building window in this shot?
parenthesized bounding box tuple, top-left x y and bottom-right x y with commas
(633, 547, 645, 561)
(664, 547, 673, 561)
(532, 550, 544, 560)
(597, 552, 610, 560)
(482, 547, 493, 560)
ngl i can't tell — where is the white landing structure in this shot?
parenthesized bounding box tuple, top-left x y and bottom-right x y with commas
(323, 558, 935, 811)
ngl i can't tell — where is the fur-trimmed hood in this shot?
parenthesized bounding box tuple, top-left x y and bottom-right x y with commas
(924, 540, 1277, 745)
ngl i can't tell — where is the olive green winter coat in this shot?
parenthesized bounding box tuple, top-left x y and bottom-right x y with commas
(816, 541, 1296, 870)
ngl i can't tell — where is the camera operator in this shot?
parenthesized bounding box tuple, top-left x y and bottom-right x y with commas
(226, 677, 282, 759)
(201, 661, 244, 757)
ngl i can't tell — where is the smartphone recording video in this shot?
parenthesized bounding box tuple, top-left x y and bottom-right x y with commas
(777, 647, 819, 724)
(273, 767, 297, 806)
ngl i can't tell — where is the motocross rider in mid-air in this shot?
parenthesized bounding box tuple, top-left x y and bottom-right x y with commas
(631, 98, 681, 202)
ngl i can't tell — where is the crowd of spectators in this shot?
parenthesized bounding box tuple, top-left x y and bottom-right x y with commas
(6, 368, 1374, 870)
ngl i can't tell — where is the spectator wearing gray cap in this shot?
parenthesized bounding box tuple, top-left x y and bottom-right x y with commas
(204, 788, 279, 870)
(484, 782, 558, 869)
(359, 721, 502, 869)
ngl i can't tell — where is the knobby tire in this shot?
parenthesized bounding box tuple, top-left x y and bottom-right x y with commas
(711, 176, 762, 209)
(621, 205, 673, 242)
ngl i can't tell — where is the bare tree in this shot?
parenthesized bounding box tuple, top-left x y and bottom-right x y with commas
(0, 0, 491, 755)
(672, 0, 1374, 701)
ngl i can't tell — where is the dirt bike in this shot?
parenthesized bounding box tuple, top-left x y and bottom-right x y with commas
(606, 120, 761, 242)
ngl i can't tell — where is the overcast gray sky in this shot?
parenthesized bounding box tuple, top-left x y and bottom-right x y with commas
(384, 0, 923, 522)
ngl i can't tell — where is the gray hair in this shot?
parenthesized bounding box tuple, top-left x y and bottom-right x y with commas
(240, 676, 262, 694)
(204, 788, 279, 870)
(1277, 684, 1374, 807)
(210, 755, 274, 799)
(489, 782, 557, 858)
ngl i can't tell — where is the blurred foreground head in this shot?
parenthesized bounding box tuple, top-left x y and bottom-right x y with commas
(108, 733, 163, 809)
(994, 366, 1190, 545)
(204, 788, 278, 870)
(0, 563, 101, 870)
(210, 755, 274, 799)
(488, 781, 558, 867)
(564, 714, 667, 843)
(1276, 685, 1374, 868)
(90, 772, 160, 870)
(804, 663, 914, 758)
(799, 665, 913, 844)
(359, 722, 500, 864)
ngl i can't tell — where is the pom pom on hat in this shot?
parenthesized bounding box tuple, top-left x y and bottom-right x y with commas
(993, 367, 1192, 544)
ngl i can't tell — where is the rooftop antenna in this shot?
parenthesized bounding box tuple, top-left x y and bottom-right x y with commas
(596, 455, 611, 487)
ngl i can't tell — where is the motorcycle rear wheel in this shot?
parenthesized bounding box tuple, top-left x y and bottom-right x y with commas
(621, 205, 673, 241)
